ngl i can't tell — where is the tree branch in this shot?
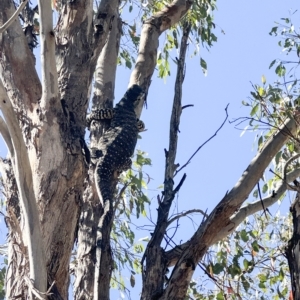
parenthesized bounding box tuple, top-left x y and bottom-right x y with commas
(0, 81, 47, 297)
(74, 10, 122, 300)
(162, 116, 299, 299)
(55, 0, 119, 125)
(0, 0, 41, 109)
(167, 209, 208, 227)
(210, 167, 300, 245)
(0, 115, 14, 158)
(129, 0, 194, 118)
(92, 13, 122, 300)
(89, 15, 122, 144)
(38, 0, 58, 109)
(0, 0, 28, 33)
(175, 104, 229, 176)
(141, 22, 191, 300)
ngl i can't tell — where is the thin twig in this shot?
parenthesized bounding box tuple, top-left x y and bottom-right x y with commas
(230, 116, 298, 143)
(257, 182, 268, 219)
(175, 104, 229, 176)
(167, 209, 208, 226)
(182, 104, 194, 110)
(173, 173, 187, 194)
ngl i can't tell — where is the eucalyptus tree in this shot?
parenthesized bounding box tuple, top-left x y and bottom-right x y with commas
(1, 0, 300, 299)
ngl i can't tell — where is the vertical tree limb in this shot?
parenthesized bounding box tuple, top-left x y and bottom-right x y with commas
(0, 158, 26, 298)
(38, 0, 59, 110)
(74, 13, 122, 300)
(129, 0, 193, 118)
(0, 81, 47, 297)
(141, 23, 191, 300)
(0, 116, 14, 158)
(55, 0, 119, 126)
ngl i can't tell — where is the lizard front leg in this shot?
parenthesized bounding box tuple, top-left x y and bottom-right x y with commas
(86, 108, 115, 128)
(137, 119, 145, 132)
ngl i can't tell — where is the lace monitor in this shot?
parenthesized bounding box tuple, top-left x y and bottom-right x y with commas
(86, 84, 145, 207)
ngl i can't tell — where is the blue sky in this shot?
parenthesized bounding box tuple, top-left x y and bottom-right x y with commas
(0, 1, 299, 299)
(110, 1, 299, 298)
(118, 0, 299, 238)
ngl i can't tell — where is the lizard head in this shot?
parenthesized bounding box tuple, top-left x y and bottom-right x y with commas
(119, 85, 145, 108)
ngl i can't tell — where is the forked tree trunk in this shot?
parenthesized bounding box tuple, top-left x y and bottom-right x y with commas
(2, 0, 300, 299)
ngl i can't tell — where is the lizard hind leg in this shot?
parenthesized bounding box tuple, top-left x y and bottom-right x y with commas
(115, 157, 132, 177)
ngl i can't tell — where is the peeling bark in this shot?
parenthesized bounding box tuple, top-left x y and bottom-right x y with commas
(0, 158, 28, 298)
(0, 80, 47, 297)
(286, 191, 300, 299)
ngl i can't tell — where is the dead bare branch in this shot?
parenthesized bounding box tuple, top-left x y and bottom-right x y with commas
(140, 22, 191, 300)
(175, 104, 229, 176)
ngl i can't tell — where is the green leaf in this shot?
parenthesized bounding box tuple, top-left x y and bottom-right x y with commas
(251, 240, 260, 252)
(240, 229, 249, 242)
(258, 136, 263, 148)
(279, 267, 285, 281)
(216, 292, 225, 300)
(250, 91, 259, 100)
(250, 103, 259, 116)
(130, 274, 135, 287)
(242, 100, 250, 106)
(269, 27, 278, 36)
(253, 189, 258, 198)
(288, 142, 294, 153)
(212, 263, 224, 275)
(275, 64, 286, 77)
(258, 87, 265, 96)
(269, 59, 276, 69)
(275, 151, 282, 165)
(243, 259, 249, 270)
(241, 275, 250, 292)
(262, 183, 268, 193)
(125, 59, 132, 69)
(200, 58, 207, 75)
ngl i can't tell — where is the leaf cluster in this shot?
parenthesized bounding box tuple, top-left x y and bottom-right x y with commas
(187, 213, 291, 299)
(110, 150, 151, 291)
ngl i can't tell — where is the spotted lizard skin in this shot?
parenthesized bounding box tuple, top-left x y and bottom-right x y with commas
(86, 85, 145, 206)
